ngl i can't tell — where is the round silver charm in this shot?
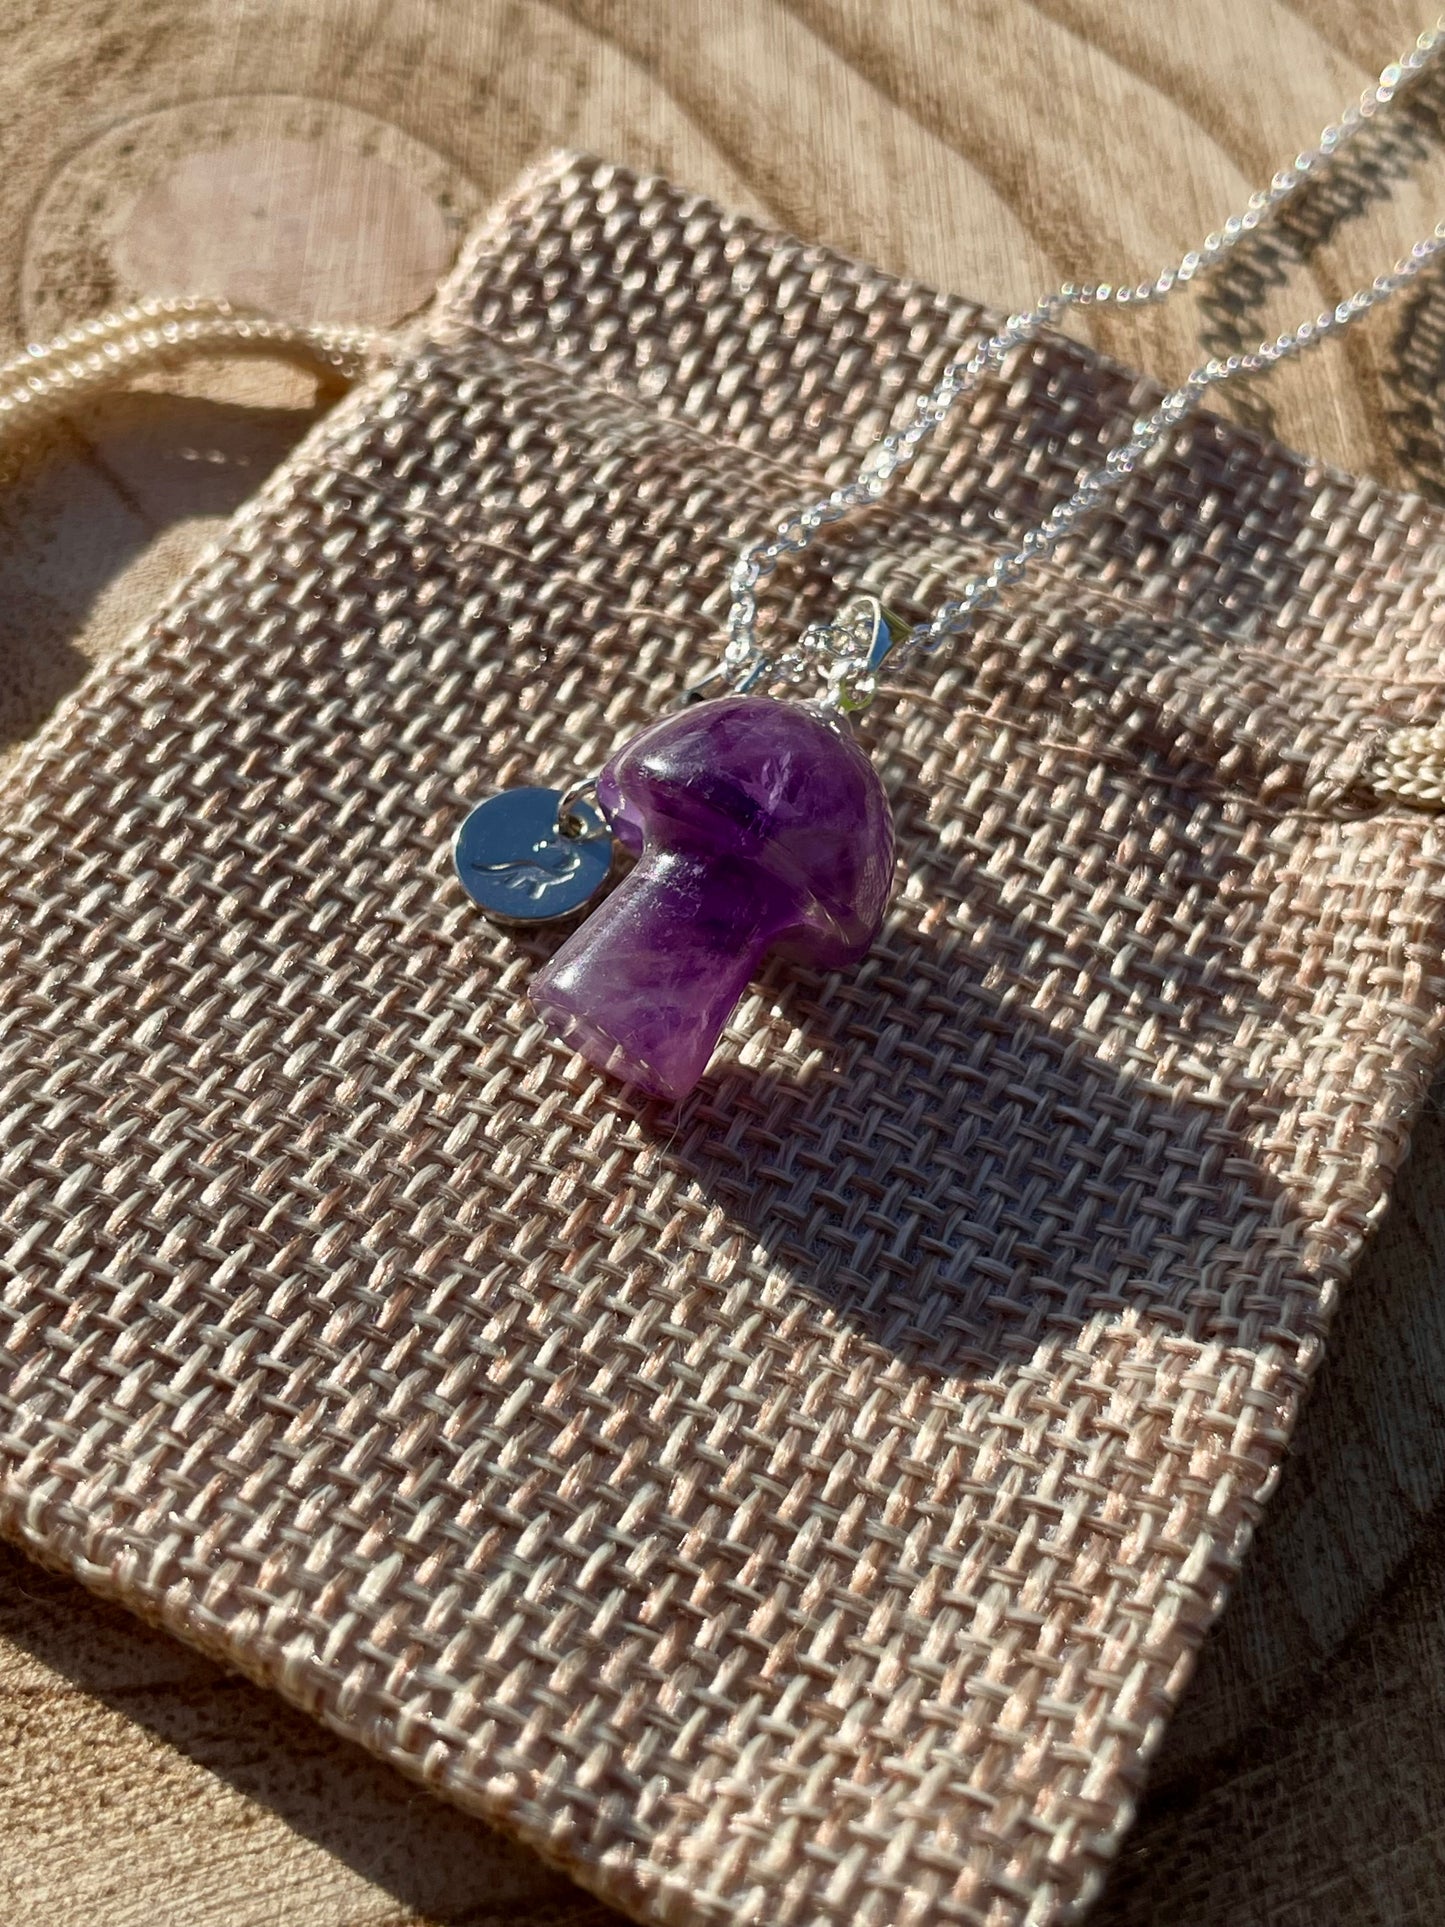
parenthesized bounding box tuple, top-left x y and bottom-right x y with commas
(452, 787, 614, 924)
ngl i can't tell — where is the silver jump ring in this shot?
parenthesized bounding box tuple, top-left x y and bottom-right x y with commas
(555, 773, 603, 839)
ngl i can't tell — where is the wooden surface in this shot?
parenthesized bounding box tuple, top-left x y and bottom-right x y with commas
(3, 2, 1445, 1922)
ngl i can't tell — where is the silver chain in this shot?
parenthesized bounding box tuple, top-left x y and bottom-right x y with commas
(722, 21, 1445, 710)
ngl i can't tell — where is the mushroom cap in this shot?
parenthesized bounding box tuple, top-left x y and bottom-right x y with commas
(596, 695, 894, 961)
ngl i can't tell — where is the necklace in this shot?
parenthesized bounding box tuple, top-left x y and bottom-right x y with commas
(454, 22, 1445, 1102)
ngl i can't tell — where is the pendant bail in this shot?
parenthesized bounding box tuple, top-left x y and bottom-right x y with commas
(816, 594, 909, 713)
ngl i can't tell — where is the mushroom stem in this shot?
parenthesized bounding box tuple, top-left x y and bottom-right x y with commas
(530, 849, 795, 1101)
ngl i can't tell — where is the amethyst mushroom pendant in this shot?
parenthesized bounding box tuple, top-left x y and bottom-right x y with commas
(525, 696, 895, 1100)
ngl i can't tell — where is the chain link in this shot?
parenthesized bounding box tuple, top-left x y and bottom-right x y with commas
(724, 21, 1445, 704)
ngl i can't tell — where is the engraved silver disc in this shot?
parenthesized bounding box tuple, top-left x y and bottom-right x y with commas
(452, 787, 614, 924)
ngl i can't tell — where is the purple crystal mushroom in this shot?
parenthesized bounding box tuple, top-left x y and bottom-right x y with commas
(530, 695, 894, 1100)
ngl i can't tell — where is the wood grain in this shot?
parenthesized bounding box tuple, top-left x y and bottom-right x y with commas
(2, 2, 1444, 1921)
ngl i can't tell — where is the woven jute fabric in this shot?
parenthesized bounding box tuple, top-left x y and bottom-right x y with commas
(2, 152, 1445, 1927)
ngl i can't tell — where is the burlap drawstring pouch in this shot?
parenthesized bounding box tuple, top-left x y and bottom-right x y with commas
(2, 152, 1444, 1927)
